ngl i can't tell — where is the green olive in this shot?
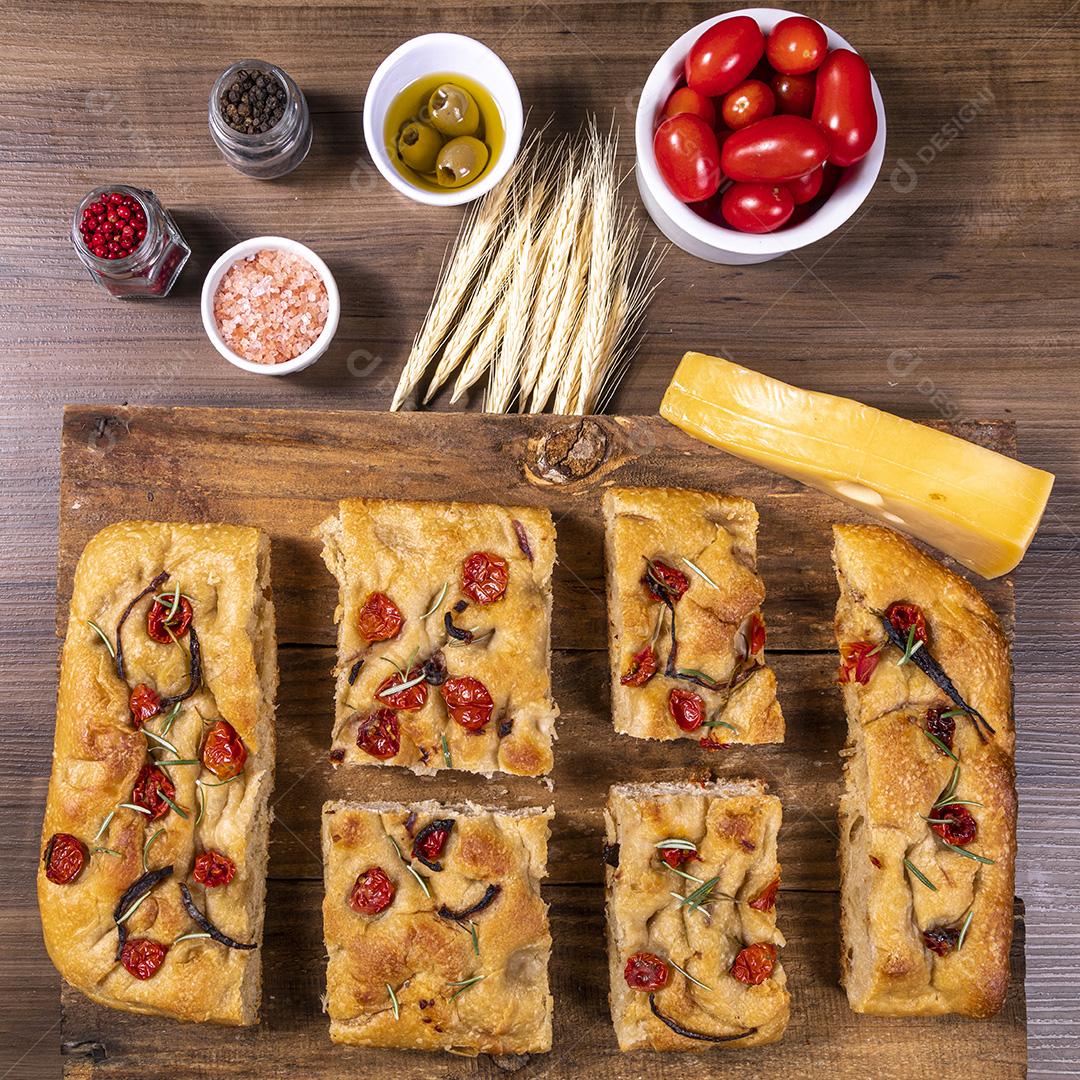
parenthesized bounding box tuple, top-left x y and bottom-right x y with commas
(397, 121, 443, 173)
(435, 136, 490, 188)
(428, 83, 480, 137)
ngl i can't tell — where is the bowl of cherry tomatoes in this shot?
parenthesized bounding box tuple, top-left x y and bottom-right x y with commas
(635, 8, 885, 264)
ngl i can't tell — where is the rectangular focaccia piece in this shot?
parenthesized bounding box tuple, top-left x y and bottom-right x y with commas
(322, 800, 553, 1054)
(833, 524, 1016, 1017)
(38, 521, 277, 1025)
(318, 499, 558, 776)
(602, 487, 784, 744)
(605, 780, 789, 1051)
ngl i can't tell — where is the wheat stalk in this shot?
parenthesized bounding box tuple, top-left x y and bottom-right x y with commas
(484, 211, 537, 411)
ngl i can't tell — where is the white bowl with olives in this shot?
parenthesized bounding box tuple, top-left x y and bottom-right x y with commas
(363, 33, 523, 206)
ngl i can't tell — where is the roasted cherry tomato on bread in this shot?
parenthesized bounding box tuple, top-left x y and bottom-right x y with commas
(721, 115, 829, 183)
(461, 551, 509, 605)
(721, 182, 795, 233)
(771, 71, 817, 117)
(440, 675, 494, 731)
(643, 560, 690, 602)
(192, 850, 237, 888)
(721, 79, 776, 130)
(128, 683, 162, 728)
(624, 951, 670, 991)
(668, 688, 706, 732)
(931, 804, 978, 847)
(838, 641, 881, 685)
(657, 844, 696, 870)
(44, 832, 87, 884)
(620, 644, 658, 687)
(349, 866, 396, 915)
(685, 16, 765, 97)
(923, 926, 960, 956)
(146, 595, 193, 643)
(356, 708, 400, 759)
(131, 763, 176, 821)
(731, 942, 777, 984)
(377, 667, 429, 711)
(812, 49, 878, 166)
(120, 937, 168, 980)
(749, 876, 781, 912)
(766, 15, 828, 75)
(925, 706, 956, 753)
(202, 719, 247, 780)
(886, 601, 928, 645)
(661, 86, 716, 126)
(653, 113, 722, 203)
(413, 819, 453, 867)
(358, 592, 404, 642)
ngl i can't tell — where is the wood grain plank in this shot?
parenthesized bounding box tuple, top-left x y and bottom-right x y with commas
(60, 883, 1027, 1080)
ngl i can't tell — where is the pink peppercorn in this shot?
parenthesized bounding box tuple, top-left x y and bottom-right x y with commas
(78, 191, 147, 260)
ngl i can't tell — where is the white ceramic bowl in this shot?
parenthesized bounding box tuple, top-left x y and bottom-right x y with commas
(363, 33, 524, 207)
(201, 236, 340, 375)
(635, 8, 886, 265)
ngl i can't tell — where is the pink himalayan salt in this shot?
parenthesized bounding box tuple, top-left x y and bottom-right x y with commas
(214, 248, 329, 365)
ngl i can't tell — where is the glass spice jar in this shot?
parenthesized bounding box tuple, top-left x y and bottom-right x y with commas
(71, 185, 191, 299)
(208, 60, 313, 179)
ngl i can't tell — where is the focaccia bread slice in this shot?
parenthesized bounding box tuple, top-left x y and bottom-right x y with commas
(322, 800, 553, 1054)
(602, 487, 784, 744)
(833, 524, 1016, 1017)
(605, 780, 788, 1051)
(38, 521, 277, 1025)
(318, 498, 558, 776)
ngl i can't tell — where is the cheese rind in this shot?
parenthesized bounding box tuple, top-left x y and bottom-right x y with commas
(659, 352, 1054, 579)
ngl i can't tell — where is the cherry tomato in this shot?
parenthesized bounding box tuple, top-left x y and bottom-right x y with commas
(721, 182, 795, 233)
(838, 641, 880, 685)
(356, 708, 400, 759)
(668, 688, 706, 732)
(643, 560, 689, 601)
(357, 592, 404, 642)
(721, 115, 829, 182)
(721, 79, 775, 130)
(925, 706, 956, 753)
(120, 937, 168, 979)
(886, 601, 929, 645)
(461, 551, 509, 605)
(202, 719, 247, 780)
(131, 764, 176, 821)
(741, 611, 767, 657)
(771, 71, 816, 117)
(128, 683, 162, 728)
(931, 804, 978, 847)
(413, 819, 453, 866)
(376, 667, 429, 711)
(661, 86, 716, 127)
(731, 942, 777, 985)
(923, 926, 960, 956)
(786, 166, 824, 205)
(624, 951, 670, 991)
(686, 16, 765, 97)
(349, 866, 396, 915)
(44, 833, 87, 884)
(653, 114, 722, 203)
(147, 596, 193, 643)
(749, 876, 780, 912)
(766, 16, 828, 75)
(658, 845, 696, 870)
(440, 675, 494, 731)
(620, 644, 658, 687)
(192, 850, 236, 888)
(812, 49, 878, 166)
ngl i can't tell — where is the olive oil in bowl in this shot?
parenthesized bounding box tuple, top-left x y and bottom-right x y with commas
(384, 73, 505, 193)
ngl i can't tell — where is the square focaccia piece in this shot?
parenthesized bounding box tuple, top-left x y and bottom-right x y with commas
(37, 521, 277, 1025)
(833, 524, 1016, 1018)
(605, 781, 788, 1051)
(602, 487, 784, 745)
(322, 800, 553, 1054)
(318, 499, 558, 776)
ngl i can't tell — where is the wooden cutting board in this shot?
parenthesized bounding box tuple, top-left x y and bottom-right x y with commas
(56, 405, 1026, 1079)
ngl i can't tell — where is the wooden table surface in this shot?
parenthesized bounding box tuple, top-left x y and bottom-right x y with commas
(1, 1, 1078, 1076)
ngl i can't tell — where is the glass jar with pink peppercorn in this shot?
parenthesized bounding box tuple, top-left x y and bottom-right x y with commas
(70, 185, 190, 298)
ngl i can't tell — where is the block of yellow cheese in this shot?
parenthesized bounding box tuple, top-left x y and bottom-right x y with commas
(660, 351, 1054, 579)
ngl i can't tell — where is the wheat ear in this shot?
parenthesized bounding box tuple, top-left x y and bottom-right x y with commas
(484, 214, 537, 411)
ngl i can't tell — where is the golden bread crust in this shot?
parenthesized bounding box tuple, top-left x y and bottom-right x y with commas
(322, 800, 553, 1054)
(37, 521, 278, 1025)
(833, 524, 1015, 1018)
(602, 487, 784, 744)
(318, 499, 558, 776)
(605, 781, 789, 1051)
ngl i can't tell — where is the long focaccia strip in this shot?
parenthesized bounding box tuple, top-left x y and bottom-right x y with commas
(37, 521, 277, 1025)
(833, 524, 1015, 1018)
(322, 800, 553, 1054)
(605, 781, 789, 1052)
